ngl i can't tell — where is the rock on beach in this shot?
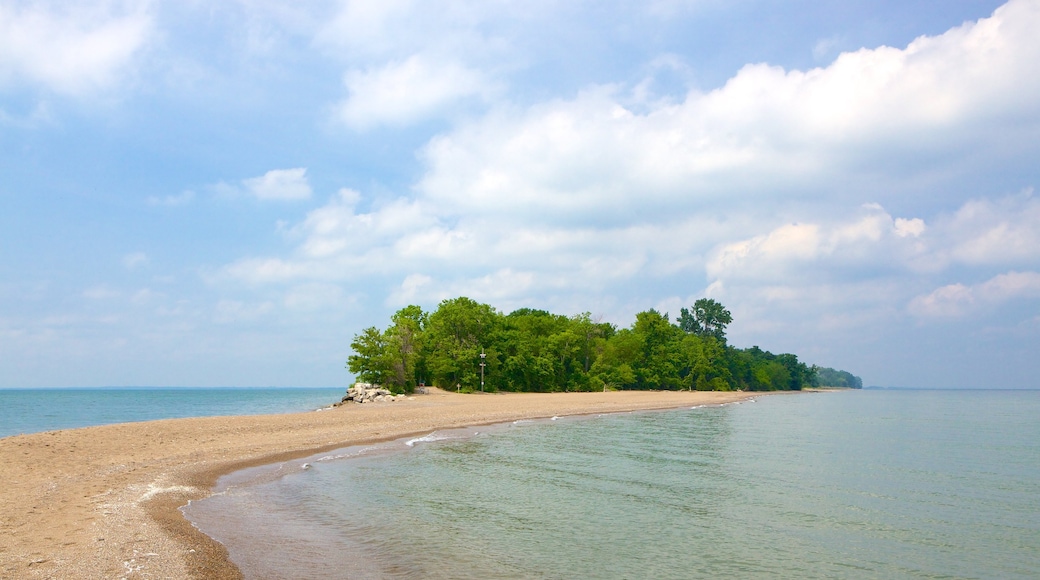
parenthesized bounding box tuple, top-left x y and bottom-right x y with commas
(338, 383, 408, 404)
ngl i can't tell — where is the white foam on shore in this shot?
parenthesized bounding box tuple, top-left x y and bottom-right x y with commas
(315, 447, 377, 462)
(139, 483, 197, 502)
(690, 398, 755, 410)
(405, 433, 454, 447)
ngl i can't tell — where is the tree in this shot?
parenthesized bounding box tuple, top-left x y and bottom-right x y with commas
(631, 309, 684, 389)
(776, 353, 812, 390)
(590, 328, 640, 390)
(678, 298, 733, 343)
(816, 366, 863, 388)
(385, 305, 426, 392)
(678, 336, 736, 390)
(347, 326, 392, 385)
(424, 297, 498, 390)
(571, 312, 610, 374)
(496, 308, 560, 391)
(345, 295, 847, 395)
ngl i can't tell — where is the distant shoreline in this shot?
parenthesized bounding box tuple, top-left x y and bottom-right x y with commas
(0, 389, 769, 579)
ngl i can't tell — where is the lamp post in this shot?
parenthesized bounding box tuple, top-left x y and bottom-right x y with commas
(480, 349, 486, 392)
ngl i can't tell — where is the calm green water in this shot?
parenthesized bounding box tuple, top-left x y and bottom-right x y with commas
(0, 387, 344, 438)
(186, 390, 1040, 579)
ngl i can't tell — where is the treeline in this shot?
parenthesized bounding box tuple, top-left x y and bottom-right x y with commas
(815, 367, 863, 389)
(348, 296, 842, 394)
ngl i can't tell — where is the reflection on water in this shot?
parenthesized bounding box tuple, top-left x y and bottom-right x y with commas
(186, 391, 1040, 579)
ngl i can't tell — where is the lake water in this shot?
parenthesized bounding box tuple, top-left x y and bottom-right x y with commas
(185, 389, 1040, 579)
(0, 387, 345, 438)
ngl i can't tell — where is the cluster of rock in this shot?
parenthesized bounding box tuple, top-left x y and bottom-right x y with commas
(339, 383, 408, 404)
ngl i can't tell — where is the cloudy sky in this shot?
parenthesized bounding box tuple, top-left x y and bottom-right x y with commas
(2, 0, 1038, 388)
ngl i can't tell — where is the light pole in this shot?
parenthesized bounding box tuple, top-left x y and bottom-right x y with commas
(480, 349, 486, 392)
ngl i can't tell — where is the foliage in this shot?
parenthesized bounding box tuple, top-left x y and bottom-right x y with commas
(348, 297, 852, 393)
(677, 298, 733, 343)
(815, 366, 864, 389)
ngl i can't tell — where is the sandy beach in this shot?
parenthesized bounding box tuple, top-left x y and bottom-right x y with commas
(1, 389, 762, 579)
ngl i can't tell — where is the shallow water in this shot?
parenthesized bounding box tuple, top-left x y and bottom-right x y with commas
(186, 390, 1040, 579)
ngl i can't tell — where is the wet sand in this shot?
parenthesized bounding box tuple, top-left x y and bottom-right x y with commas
(0, 389, 762, 579)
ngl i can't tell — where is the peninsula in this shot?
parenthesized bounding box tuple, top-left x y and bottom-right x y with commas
(1, 388, 762, 579)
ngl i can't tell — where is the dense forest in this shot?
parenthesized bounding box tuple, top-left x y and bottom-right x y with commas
(348, 296, 857, 394)
(815, 367, 864, 389)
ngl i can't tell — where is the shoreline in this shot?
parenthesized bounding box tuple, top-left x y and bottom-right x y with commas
(1, 389, 766, 579)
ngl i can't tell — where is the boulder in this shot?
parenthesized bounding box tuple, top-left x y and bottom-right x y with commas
(343, 383, 399, 403)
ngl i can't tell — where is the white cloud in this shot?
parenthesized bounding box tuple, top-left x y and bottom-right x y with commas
(939, 189, 1040, 265)
(315, 0, 542, 130)
(337, 54, 494, 129)
(316, 0, 420, 58)
(388, 273, 433, 305)
(130, 288, 158, 305)
(242, 168, 312, 201)
(415, 0, 1040, 219)
(706, 205, 929, 283)
(0, 1, 152, 95)
(386, 269, 536, 308)
(221, 184, 1036, 336)
(214, 299, 274, 324)
(284, 283, 345, 311)
(84, 285, 121, 300)
(702, 190, 1040, 329)
(909, 271, 1040, 318)
(217, 1, 1040, 358)
(315, 0, 537, 59)
(224, 257, 310, 286)
(147, 190, 195, 207)
(123, 251, 149, 270)
(812, 35, 844, 62)
(894, 217, 926, 238)
(223, 188, 437, 284)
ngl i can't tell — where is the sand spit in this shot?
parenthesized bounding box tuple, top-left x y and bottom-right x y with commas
(1, 389, 762, 579)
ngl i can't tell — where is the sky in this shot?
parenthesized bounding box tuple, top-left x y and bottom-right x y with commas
(2, 0, 1038, 389)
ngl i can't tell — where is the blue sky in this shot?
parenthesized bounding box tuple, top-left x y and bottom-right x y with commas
(2, 0, 1038, 388)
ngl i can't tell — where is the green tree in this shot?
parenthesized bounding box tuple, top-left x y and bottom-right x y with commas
(590, 328, 640, 390)
(816, 366, 863, 388)
(346, 295, 830, 396)
(496, 309, 565, 391)
(425, 297, 499, 390)
(571, 312, 609, 374)
(691, 336, 732, 390)
(678, 298, 733, 343)
(347, 326, 392, 385)
(384, 305, 426, 392)
(631, 309, 683, 389)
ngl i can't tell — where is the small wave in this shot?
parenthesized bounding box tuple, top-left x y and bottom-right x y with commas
(316, 447, 372, 462)
(513, 419, 534, 425)
(551, 416, 560, 421)
(405, 433, 453, 447)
